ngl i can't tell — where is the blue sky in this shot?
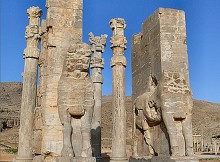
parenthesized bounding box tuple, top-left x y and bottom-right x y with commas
(1, 0, 220, 103)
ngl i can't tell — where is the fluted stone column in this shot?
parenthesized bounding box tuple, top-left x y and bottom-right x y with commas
(109, 18, 128, 162)
(89, 32, 107, 161)
(15, 6, 42, 162)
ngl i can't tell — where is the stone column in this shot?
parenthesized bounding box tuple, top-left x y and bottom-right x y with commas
(109, 18, 127, 162)
(15, 6, 42, 162)
(89, 32, 107, 161)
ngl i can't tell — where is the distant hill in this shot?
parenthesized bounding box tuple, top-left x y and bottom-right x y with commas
(192, 100, 220, 144)
(0, 83, 220, 150)
(0, 82, 22, 122)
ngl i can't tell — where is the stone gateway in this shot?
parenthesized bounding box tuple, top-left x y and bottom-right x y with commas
(16, 1, 198, 162)
(131, 8, 198, 162)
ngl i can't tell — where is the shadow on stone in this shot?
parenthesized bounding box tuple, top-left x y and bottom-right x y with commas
(101, 153, 110, 162)
(91, 126, 101, 158)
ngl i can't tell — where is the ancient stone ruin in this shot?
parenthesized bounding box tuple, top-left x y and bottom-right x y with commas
(131, 8, 197, 161)
(89, 32, 107, 161)
(15, 6, 42, 162)
(110, 18, 128, 162)
(14, 1, 201, 162)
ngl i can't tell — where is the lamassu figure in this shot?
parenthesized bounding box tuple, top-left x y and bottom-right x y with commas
(58, 43, 94, 157)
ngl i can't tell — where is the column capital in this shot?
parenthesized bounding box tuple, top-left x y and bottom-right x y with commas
(89, 32, 107, 53)
(110, 36, 127, 49)
(27, 6, 42, 19)
(25, 7, 42, 39)
(109, 18, 126, 33)
(90, 57, 104, 69)
(109, 18, 127, 49)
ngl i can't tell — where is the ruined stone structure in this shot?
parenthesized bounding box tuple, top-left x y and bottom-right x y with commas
(131, 8, 198, 161)
(15, 1, 203, 162)
(15, 6, 42, 162)
(89, 32, 107, 161)
(110, 18, 128, 162)
(57, 43, 95, 162)
(38, 1, 83, 160)
(15, 0, 97, 161)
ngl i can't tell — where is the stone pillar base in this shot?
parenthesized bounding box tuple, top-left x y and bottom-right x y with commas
(56, 157, 96, 162)
(13, 156, 33, 162)
(170, 156, 199, 162)
(110, 157, 128, 162)
(129, 156, 199, 162)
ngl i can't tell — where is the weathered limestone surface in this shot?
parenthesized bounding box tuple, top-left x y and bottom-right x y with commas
(110, 18, 128, 162)
(57, 43, 94, 158)
(56, 157, 96, 162)
(131, 8, 198, 161)
(89, 32, 107, 161)
(33, 106, 43, 155)
(32, 20, 47, 155)
(39, 0, 83, 160)
(130, 156, 199, 162)
(15, 6, 42, 162)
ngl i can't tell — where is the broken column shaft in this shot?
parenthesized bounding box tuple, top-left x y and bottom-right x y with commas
(15, 6, 42, 162)
(89, 32, 107, 161)
(109, 18, 127, 162)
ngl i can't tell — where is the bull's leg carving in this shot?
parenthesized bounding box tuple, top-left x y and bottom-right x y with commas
(58, 43, 94, 158)
(161, 109, 179, 156)
(161, 72, 194, 157)
(132, 77, 162, 157)
(61, 110, 74, 157)
(71, 117, 82, 156)
(81, 105, 93, 157)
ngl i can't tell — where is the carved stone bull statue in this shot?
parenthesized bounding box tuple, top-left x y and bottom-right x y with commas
(160, 71, 194, 157)
(133, 75, 162, 157)
(133, 72, 194, 157)
(58, 43, 94, 158)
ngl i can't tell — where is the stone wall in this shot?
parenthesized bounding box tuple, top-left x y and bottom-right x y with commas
(132, 8, 191, 157)
(39, 0, 83, 158)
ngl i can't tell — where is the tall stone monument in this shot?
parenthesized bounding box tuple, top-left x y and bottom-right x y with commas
(15, 6, 42, 162)
(110, 18, 128, 162)
(89, 32, 107, 161)
(57, 43, 96, 162)
(38, 0, 84, 161)
(131, 8, 198, 162)
(28, 0, 95, 161)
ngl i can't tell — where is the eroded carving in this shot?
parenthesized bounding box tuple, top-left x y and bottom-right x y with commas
(133, 76, 162, 157)
(160, 71, 194, 157)
(109, 18, 128, 161)
(89, 32, 107, 159)
(131, 8, 196, 161)
(58, 43, 94, 158)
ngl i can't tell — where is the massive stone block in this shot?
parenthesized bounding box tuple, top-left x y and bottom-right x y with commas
(132, 8, 197, 161)
(57, 43, 94, 158)
(39, 0, 83, 159)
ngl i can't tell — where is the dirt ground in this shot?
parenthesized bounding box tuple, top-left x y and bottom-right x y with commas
(200, 160, 220, 162)
(0, 151, 219, 162)
(0, 150, 16, 162)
